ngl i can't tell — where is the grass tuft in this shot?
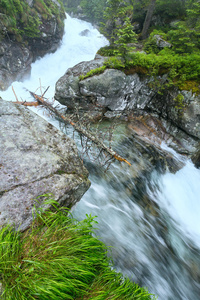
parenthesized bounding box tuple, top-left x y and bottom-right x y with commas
(0, 197, 155, 299)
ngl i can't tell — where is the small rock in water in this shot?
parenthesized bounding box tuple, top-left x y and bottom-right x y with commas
(79, 29, 91, 36)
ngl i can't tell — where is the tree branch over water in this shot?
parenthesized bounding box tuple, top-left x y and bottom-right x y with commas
(13, 87, 131, 167)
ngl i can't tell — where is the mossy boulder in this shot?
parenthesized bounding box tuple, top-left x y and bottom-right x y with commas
(55, 58, 200, 155)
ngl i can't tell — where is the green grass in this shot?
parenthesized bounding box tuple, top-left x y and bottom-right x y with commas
(0, 198, 155, 300)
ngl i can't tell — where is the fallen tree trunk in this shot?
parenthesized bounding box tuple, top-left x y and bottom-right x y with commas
(15, 89, 131, 166)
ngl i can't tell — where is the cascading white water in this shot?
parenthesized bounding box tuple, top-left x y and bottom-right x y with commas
(0, 14, 108, 126)
(72, 153, 200, 300)
(154, 160, 200, 249)
(1, 15, 200, 300)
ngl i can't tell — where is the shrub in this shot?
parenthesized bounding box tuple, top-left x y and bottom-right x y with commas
(143, 30, 168, 54)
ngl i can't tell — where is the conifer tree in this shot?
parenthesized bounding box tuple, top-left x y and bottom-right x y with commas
(102, 0, 126, 42)
(114, 17, 138, 62)
(168, 0, 200, 53)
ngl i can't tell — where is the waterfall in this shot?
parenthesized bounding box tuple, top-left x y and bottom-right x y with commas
(1, 15, 200, 300)
(72, 151, 200, 300)
(0, 14, 108, 126)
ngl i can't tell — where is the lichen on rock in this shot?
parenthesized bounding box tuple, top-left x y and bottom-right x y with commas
(0, 100, 90, 231)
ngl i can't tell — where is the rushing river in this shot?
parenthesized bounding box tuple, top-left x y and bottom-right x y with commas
(1, 15, 200, 300)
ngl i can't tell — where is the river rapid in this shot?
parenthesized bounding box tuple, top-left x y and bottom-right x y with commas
(1, 15, 200, 300)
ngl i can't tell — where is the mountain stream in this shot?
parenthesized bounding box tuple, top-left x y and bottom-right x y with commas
(0, 15, 200, 300)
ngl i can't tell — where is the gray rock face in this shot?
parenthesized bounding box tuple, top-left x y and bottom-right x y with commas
(55, 56, 107, 109)
(0, 41, 32, 90)
(55, 61, 200, 141)
(79, 29, 91, 36)
(0, 100, 90, 231)
(153, 35, 172, 48)
(28, 14, 64, 58)
(0, 0, 65, 91)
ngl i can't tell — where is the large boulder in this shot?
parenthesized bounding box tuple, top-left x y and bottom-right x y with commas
(55, 61, 200, 143)
(153, 35, 172, 48)
(55, 55, 107, 109)
(0, 100, 90, 231)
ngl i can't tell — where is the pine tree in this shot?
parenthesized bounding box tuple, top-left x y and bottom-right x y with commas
(168, 0, 200, 53)
(102, 0, 126, 42)
(114, 17, 138, 62)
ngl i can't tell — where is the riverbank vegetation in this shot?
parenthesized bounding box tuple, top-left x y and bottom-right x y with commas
(65, 0, 200, 93)
(0, 199, 155, 299)
(0, 0, 65, 41)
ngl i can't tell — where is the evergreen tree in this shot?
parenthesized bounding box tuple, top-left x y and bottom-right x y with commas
(168, 0, 200, 53)
(80, 0, 107, 23)
(114, 17, 138, 62)
(102, 0, 126, 42)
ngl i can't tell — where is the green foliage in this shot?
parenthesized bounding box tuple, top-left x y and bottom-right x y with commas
(79, 65, 107, 80)
(173, 93, 185, 111)
(104, 56, 126, 69)
(179, 80, 200, 94)
(125, 52, 200, 84)
(97, 45, 116, 57)
(167, 0, 200, 53)
(22, 15, 41, 38)
(167, 22, 197, 53)
(80, 0, 107, 23)
(63, 0, 107, 23)
(155, 0, 186, 19)
(101, 0, 128, 42)
(0, 198, 154, 299)
(0, 0, 65, 40)
(143, 29, 167, 54)
(81, 46, 200, 94)
(114, 17, 138, 61)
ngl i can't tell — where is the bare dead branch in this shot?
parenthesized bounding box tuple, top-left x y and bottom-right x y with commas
(12, 86, 19, 103)
(13, 100, 40, 106)
(27, 90, 131, 166)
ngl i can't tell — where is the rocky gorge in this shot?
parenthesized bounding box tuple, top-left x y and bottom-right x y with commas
(0, 13, 200, 299)
(55, 54, 200, 163)
(0, 0, 65, 90)
(56, 50, 200, 299)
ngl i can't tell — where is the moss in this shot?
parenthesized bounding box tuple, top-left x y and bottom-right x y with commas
(97, 45, 116, 57)
(173, 93, 185, 111)
(124, 66, 148, 75)
(179, 80, 200, 95)
(80, 49, 200, 99)
(0, 0, 65, 41)
(79, 65, 107, 80)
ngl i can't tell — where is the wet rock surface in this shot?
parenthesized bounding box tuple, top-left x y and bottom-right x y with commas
(0, 41, 32, 91)
(55, 55, 107, 110)
(0, 100, 90, 231)
(55, 59, 200, 156)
